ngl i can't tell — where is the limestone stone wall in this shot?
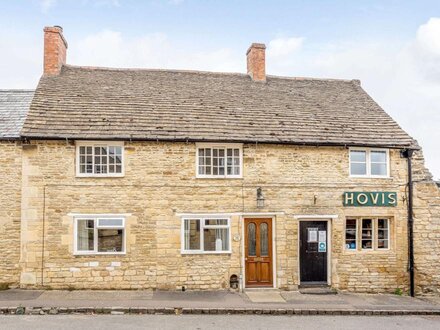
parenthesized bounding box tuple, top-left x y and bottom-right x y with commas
(412, 150, 440, 294)
(19, 140, 415, 292)
(0, 141, 22, 286)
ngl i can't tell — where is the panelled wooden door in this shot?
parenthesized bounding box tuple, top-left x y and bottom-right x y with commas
(244, 218, 273, 287)
(299, 221, 328, 284)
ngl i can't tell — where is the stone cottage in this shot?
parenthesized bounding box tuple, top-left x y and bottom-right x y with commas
(1, 26, 439, 294)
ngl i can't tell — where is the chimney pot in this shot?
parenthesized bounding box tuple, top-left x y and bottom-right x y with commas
(246, 43, 266, 82)
(43, 25, 68, 76)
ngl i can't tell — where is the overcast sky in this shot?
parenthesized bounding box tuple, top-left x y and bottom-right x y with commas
(1, 0, 439, 179)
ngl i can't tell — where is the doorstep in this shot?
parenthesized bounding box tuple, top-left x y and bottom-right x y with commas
(244, 289, 286, 303)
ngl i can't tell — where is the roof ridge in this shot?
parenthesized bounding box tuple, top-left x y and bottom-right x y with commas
(62, 64, 358, 83)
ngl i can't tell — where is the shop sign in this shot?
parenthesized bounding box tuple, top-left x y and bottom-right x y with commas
(343, 192, 397, 207)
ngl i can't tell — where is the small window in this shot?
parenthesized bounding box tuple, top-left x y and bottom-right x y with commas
(349, 148, 389, 178)
(182, 217, 231, 253)
(345, 219, 357, 250)
(345, 218, 391, 251)
(361, 219, 373, 249)
(196, 144, 242, 178)
(377, 218, 389, 249)
(77, 142, 124, 177)
(75, 216, 125, 254)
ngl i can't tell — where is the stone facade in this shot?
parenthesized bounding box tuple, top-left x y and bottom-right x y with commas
(0, 141, 22, 286)
(14, 140, 419, 293)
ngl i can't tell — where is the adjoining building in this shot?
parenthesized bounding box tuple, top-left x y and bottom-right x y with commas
(1, 26, 440, 295)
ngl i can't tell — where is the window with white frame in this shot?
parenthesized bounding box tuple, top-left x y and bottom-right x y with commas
(182, 218, 231, 253)
(76, 142, 124, 176)
(75, 216, 125, 254)
(349, 148, 389, 177)
(345, 218, 390, 251)
(196, 143, 242, 178)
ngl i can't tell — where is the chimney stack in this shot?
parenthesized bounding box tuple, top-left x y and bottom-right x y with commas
(43, 26, 68, 76)
(246, 43, 266, 82)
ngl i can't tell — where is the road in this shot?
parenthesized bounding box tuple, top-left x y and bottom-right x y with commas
(1, 314, 440, 330)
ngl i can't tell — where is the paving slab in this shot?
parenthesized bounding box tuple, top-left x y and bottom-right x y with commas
(245, 291, 286, 303)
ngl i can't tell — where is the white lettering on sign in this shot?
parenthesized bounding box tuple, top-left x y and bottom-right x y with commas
(318, 231, 326, 242)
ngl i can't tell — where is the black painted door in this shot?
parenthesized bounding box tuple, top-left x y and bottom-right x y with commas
(300, 221, 328, 283)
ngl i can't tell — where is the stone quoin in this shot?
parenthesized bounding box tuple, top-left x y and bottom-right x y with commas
(0, 26, 439, 295)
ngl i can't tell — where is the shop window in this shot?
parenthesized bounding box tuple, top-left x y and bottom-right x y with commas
(182, 217, 231, 253)
(345, 218, 391, 251)
(349, 148, 389, 178)
(76, 142, 124, 177)
(196, 143, 242, 178)
(75, 216, 125, 255)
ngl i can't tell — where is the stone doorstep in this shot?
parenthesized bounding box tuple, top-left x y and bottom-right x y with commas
(1, 306, 440, 316)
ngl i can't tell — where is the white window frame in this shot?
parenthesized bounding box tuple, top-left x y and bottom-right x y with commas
(73, 215, 126, 255)
(181, 217, 232, 254)
(349, 147, 390, 178)
(76, 141, 125, 178)
(195, 143, 243, 179)
(344, 217, 391, 252)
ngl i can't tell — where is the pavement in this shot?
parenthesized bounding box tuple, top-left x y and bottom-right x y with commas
(2, 315, 440, 330)
(1, 289, 440, 315)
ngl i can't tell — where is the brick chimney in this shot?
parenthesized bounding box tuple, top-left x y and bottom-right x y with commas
(246, 43, 266, 82)
(43, 26, 68, 76)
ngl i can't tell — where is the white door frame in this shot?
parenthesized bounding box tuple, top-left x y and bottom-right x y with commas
(296, 217, 334, 286)
(240, 215, 277, 289)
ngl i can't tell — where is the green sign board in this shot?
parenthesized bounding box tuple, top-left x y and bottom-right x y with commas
(343, 192, 397, 207)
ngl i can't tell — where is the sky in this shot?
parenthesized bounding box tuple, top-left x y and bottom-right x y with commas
(0, 0, 439, 179)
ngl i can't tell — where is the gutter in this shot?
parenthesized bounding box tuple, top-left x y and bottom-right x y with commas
(402, 149, 415, 297)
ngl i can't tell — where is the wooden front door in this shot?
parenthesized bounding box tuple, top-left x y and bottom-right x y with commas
(299, 221, 328, 284)
(245, 218, 273, 287)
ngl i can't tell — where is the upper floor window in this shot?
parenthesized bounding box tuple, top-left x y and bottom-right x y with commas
(76, 142, 124, 177)
(196, 143, 243, 178)
(349, 148, 389, 178)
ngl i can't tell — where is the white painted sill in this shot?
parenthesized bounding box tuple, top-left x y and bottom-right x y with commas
(181, 251, 232, 255)
(76, 174, 125, 178)
(74, 252, 126, 256)
(349, 175, 392, 179)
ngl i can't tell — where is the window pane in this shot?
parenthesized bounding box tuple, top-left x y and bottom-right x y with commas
(378, 219, 389, 249)
(371, 163, 387, 176)
(204, 228, 229, 251)
(351, 162, 367, 175)
(205, 219, 228, 226)
(247, 223, 256, 256)
(345, 219, 357, 250)
(98, 218, 123, 227)
(77, 219, 94, 251)
(350, 150, 366, 162)
(184, 219, 200, 250)
(260, 223, 268, 256)
(97, 229, 123, 252)
(361, 219, 373, 249)
(371, 151, 386, 163)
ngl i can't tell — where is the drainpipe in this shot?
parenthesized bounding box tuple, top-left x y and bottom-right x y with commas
(402, 149, 415, 297)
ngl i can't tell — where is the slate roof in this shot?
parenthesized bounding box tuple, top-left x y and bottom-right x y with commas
(22, 65, 416, 148)
(0, 90, 34, 139)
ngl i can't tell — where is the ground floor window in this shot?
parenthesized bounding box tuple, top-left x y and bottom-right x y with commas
(74, 216, 125, 255)
(345, 217, 390, 251)
(181, 217, 231, 254)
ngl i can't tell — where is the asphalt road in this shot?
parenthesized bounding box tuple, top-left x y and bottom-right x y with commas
(1, 315, 440, 330)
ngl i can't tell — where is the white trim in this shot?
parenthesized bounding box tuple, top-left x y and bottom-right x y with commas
(344, 217, 392, 252)
(293, 214, 338, 219)
(241, 215, 277, 289)
(297, 218, 332, 286)
(73, 215, 126, 256)
(349, 147, 390, 178)
(180, 217, 232, 254)
(195, 142, 243, 179)
(75, 141, 125, 178)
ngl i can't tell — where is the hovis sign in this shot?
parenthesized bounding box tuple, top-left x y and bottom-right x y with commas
(343, 192, 397, 207)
